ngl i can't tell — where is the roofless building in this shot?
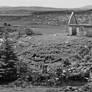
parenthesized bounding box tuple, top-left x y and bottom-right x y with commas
(68, 12, 92, 37)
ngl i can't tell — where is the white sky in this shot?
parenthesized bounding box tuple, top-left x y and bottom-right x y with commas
(0, 0, 92, 8)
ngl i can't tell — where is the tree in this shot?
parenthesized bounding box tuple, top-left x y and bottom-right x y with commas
(0, 30, 19, 82)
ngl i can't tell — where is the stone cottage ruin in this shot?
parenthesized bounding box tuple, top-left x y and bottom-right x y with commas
(68, 12, 92, 37)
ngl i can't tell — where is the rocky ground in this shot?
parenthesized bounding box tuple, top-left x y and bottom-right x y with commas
(5, 33, 91, 92)
(1, 33, 92, 91)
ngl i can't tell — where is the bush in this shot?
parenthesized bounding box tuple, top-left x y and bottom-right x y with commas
(63, 58, 71, 67)
(25, 28, 34, 36)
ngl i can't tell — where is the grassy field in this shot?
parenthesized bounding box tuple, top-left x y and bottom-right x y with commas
(0, 31, 92, 91)
(32, 26, 67, 34)
(0, 24, 92, 92)
(10, 32, 92, 91)
(0, 86, 80, 92)
(0, 32, 91, 92)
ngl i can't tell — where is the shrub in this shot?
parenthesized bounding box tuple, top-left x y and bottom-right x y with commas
(25, 28, 34, 36)
(63, 58, 71, 67)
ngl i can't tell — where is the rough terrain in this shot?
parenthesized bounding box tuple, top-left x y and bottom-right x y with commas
(0, 6, 92, 92)
(3, 33, 92, 92)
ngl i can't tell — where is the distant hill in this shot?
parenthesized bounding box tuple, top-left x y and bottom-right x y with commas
(0, 6, 61, 15)
(0, 6, 69, 11)
(0, 6, 91, 15)
(81, 5, 92, 9)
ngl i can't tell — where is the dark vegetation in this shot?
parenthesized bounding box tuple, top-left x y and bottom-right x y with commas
(0, 28, 18, 83)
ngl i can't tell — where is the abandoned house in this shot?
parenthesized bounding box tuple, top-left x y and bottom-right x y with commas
(68, 12, 92, 37)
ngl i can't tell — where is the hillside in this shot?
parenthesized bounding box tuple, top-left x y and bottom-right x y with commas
(0, 6, 91, 28)
(0, 6, 91, 29)
(0, 6, 91, 14)
(81, 5, 92, 9)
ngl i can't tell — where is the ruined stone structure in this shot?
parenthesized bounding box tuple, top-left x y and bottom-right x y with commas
(68, 12, 92, 37)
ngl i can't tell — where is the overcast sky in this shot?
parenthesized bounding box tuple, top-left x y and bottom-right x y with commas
(0, 0, 91, 8)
